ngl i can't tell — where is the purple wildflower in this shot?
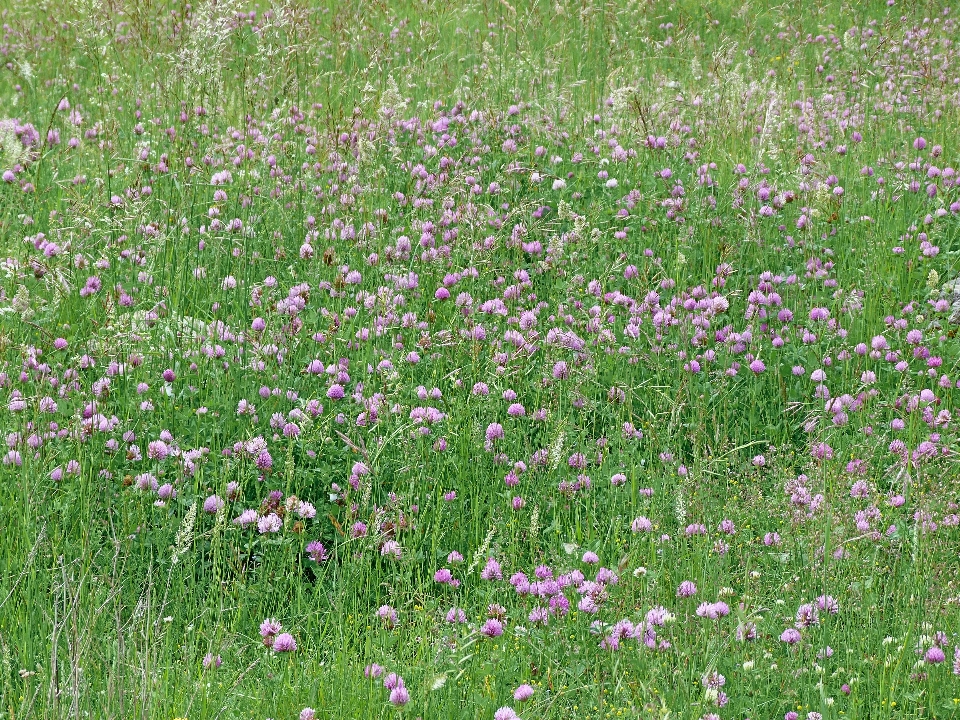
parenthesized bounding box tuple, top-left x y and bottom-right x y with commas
(272, 633, 296, 652)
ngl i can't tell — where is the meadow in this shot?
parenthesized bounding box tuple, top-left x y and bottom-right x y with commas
(1, 0, 960, 718)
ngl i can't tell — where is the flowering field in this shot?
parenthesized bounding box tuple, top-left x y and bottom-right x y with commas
(2, 0, 960, 718)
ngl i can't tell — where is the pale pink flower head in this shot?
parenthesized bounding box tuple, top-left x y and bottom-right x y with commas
(780, 628, 802, 645)
(257, 513, 282, 534)
(272, 633, 296, 652)
(389, 685, 410, 705)
(446, 607, 467, 624)
(380, 540, 402, 558)
(513, 684, 534, 701)
(810, 442, 833, 461)
(696, 601, 730, 619)
(259, 618, 281, 646)
(485, 423, 505, 442)
(305, 541, 328, 563)
(480, 618, 504, 637)
(233, 509, 258, 527)
(481, 557, 503, 581)
(376, 605, 398, 628)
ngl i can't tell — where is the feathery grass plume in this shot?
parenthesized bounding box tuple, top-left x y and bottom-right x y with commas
(359, 467, 374, 510)
(548, 426, 566, 471)
(356, 135, 376, 173)
(171, 502, 198, 566)
(528, 504, 540, 546)
(43, 269, 72, 316)
(11, 285, 34, 321)
(0, 633, 11, 710)
(285, 440, 295, 489)
(0, 121, 28, 170)
(609, 85, 638, 116)
(248, 0, 301, 99)
(675, 483, 687, 528)
(756, 90, 784, 164)
(174, 0, 240, 104)
(467, 522, 497, 576)
(379, 75, 407, 119)
(66, 0, 109, 45)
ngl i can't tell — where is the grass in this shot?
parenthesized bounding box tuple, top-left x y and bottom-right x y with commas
(1, 0, 960, 718)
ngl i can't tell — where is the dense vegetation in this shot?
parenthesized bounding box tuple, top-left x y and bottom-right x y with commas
(2, 1, 960, 718)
